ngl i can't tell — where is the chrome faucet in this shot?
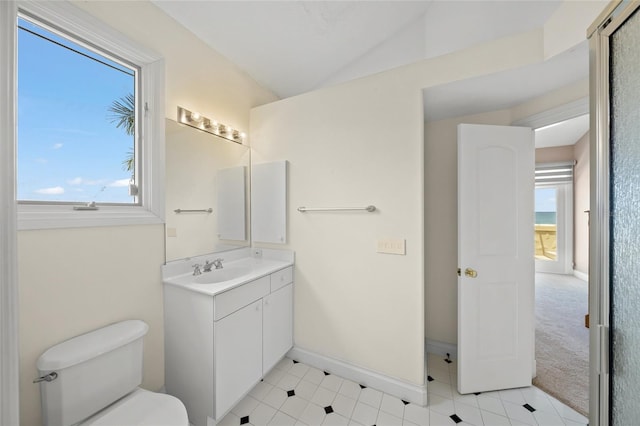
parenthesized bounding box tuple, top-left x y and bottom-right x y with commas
(202, 258, 224, 272)
(192, 264, 202, 276)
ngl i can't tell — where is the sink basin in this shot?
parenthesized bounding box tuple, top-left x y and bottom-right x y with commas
(193, 266, 251, 284)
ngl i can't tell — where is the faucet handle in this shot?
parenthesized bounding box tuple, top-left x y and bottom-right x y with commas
(192, 264, 203, 276)
(212, 258, 224, 269)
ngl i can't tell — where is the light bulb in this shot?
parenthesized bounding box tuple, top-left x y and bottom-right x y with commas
(190, 111, 202, 123)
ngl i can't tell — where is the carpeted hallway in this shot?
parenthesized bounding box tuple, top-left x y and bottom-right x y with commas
(533, 273, 589, 417)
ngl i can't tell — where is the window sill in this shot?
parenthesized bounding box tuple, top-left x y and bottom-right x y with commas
(18, 204, 163, 231)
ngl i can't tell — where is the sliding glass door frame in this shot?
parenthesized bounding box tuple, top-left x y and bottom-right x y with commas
(588, 2, 640, 425)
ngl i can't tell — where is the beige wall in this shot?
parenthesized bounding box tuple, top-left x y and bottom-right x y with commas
(543, 0, 608, 59)
(535, 145, 576, 163)
(573, 132, 590, 275)
(249, 21, 583, 383)
(251, 81, 427, 384)
(19, 2, 276, 425)
(18, 226, 165, 426)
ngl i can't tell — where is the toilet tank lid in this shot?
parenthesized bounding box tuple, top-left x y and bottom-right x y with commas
(37, 320, 149, 371)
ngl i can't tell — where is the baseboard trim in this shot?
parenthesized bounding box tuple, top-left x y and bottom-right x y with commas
(286, 347, 427, 406)
(425, 339, 458, 359)
(573, 270, 588, 282)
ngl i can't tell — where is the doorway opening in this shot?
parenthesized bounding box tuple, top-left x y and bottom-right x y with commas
(531, 116, 590, 417)
(423, 79, 592, 424)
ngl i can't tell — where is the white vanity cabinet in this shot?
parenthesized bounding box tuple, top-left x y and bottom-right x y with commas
(213, 275, 269, 419)
(164, 265, 294, 426)
(263, 267, 293, 373)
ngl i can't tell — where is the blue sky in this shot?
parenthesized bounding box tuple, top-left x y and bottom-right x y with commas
(535, 187, 556, 212)
(17, 17, 135, 203)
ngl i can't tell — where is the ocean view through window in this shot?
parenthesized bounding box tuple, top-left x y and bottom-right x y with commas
(535, 211, 557, 224)
(535, 186, 558, 261)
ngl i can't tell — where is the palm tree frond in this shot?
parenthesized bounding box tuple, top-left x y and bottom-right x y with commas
(107, 93, 135, 174)
(122, 147, 135, 173)
(107, 93, 135, 136)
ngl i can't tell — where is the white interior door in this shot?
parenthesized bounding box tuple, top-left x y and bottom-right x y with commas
(457, 123, 535, 394)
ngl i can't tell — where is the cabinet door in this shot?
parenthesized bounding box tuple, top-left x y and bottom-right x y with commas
(263, 284, 293, 373)
(214, 299, 263, 419)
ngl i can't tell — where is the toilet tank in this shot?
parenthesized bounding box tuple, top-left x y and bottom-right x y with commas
(36, 320, 149, 426)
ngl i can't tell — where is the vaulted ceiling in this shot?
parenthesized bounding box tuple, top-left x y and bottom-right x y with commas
(152, 1, 564, 98)
(152, 0, 591, 145)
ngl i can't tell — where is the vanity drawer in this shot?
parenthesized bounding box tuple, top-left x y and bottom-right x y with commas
(214, 276, 270, 321)
(270, 267, 293, 292)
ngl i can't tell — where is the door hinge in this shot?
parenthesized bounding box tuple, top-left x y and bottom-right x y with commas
(144, 102, 149, 117)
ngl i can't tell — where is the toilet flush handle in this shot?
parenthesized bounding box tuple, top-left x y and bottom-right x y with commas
(33, 372, 58, 383)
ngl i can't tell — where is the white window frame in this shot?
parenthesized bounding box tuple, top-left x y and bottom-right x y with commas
(16, 1, 165, 230)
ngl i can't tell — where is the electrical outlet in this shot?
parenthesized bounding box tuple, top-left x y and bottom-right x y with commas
(376, 238, 406, 255)
(166, 227, 177, 237)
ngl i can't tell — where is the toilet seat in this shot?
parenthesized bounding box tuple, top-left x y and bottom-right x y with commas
(81, 388, 189, 426)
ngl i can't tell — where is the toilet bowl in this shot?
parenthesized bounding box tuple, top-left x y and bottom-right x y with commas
(81, 388, 188, 426)
(36, 320, 189, 426)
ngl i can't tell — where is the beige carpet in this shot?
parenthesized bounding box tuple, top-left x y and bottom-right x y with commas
(533, 272, 589, 417)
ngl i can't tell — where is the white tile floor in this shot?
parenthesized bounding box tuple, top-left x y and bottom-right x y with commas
(218, 353, 588, 426)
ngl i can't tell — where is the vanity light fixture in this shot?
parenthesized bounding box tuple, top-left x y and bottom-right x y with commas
(177, 106, 246, 144)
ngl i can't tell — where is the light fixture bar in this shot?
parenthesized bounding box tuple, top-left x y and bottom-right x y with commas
(177, 106, 246, 144)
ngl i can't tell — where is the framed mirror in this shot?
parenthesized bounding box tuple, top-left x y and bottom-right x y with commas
(165, 119, 250, 261)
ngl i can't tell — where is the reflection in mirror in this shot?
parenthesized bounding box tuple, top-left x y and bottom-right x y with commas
(217, 166, 246, 240)
(165, 119, 250, 261)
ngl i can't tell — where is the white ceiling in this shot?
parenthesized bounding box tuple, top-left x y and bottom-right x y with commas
(152, 0, 589, 147)
(422, 39, 591, 147)
(152, 0, 564, 98)
(153, 1, 433, 97)
(422, 41, 589, 122)
(535, 114, 590, 148)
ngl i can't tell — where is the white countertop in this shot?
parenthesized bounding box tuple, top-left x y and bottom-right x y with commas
(162, 248, 294, 297)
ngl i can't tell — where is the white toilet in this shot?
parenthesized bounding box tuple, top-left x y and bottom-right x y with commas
(35, 320, 189, 426)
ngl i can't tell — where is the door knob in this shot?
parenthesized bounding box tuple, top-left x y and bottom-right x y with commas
(464, 268, 478, 278)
